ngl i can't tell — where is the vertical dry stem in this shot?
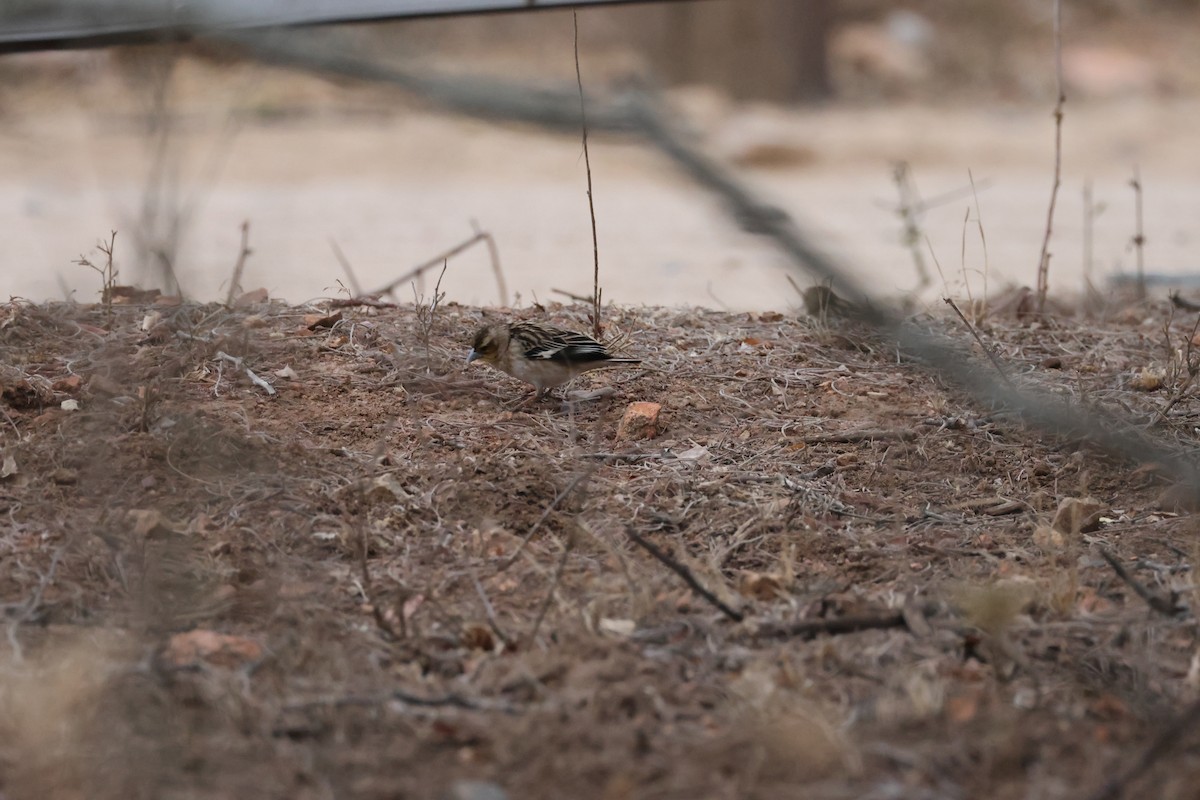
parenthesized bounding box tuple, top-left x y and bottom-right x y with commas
(224, 221, 252, 308)
(1130, 166, 1146, 300)
(1035, 0, 1065, 314)
(75, 231, 119, 330)
(892, 161, 932, 292)
(573, 11, 602, 338)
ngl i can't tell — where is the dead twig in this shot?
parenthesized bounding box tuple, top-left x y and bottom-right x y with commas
(1130, 166, 1146, 300)
(414, 261, 448, 374)
(573, 11, 602, 339)
(1096, 546, 1183, 617)
(75, 230, 119, 329)
(891, 161, 932, 293)
(752, 612, 908, 641)
(329, 238, 363, 298)
(944, 296, 1015, 389)
(1035, 0, 1065, 314)
(470, 220, 509, 307)
(469, 569, 511, 648)
(1151, 315, 1200, 425)
(499, 456, 614, 570)
(804, 428, 917, 444)
(551, 287, 594, 304)
(224, 221, 252, 308)
(214, 351, 276, 396)
(1082, 179, 1104, 316)
(369, 230, 488, 299)
(327, 296, 398, 309)
(625, 527, 743, 623)
(283, 688, 514, 714)
(1169, 292, 1200, 312)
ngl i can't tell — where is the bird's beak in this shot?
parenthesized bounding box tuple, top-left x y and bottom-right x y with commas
(466, 349, 480, 364)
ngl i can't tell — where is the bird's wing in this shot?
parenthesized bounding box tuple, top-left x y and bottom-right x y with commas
(512, 323, 612, 364)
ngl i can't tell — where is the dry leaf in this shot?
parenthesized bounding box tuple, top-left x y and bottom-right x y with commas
(675, 445, 709, 462)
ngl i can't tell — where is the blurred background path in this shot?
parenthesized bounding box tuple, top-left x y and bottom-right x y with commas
(2, 1, 1199, 310)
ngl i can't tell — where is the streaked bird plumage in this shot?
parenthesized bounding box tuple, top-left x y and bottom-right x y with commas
(466, 321, 640, 400)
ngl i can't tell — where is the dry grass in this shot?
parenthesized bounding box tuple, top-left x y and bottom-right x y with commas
(1, 291, 1200, 798)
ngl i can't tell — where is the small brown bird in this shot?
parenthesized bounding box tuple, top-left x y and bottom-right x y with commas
(466, 321, 640, 403)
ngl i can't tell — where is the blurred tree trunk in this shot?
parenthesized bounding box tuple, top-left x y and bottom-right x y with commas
(651, 0, 833, 102)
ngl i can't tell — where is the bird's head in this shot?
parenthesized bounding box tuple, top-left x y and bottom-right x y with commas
(466, 324, 506, 365)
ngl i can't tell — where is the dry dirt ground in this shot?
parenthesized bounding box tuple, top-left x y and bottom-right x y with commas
(3, 290, 1200, 799)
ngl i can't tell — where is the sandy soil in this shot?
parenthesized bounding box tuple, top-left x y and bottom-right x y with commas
(3, 52, 1200, 312)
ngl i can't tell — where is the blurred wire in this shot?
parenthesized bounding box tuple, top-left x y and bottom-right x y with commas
(224, 26, 1200, 491)
(0, 0, 685, 53)
(17, 13, 1200, 493)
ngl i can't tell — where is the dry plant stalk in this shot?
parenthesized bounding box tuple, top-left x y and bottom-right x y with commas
(625, 527, 744, 622)
(369, 227, 506, 306)
(413, 261, 448, 374)
(967, 168, 989, 322)
(943, 297, 1013, 389)
(75, 231, 119, 330)
(1151, 313, 1200, 425)
(891, 161, 932, 292)
(224, 221, 252, 308)
(1130, 166, 1146, 300)
(1082, 179, 1104, 316)
(470, 219, 508, 307)
(573, 11, 602, 338)
(1035, 0, 1065, 314)
(329, 238, 364, 297)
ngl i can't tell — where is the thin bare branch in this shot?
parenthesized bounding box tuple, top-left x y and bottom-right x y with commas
(224, 221, 252, 308)
(625, 527, 744, 623)
(1035, 0, 1065, 314)
(1096, 546, 1183, 617)
(573, 11, 602, 339)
